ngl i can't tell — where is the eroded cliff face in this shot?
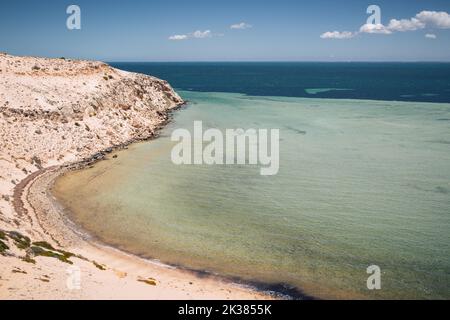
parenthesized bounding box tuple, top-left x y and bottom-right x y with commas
(0, 53, 184, 229)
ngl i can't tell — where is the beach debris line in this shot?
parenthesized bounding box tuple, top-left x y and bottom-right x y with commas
(114, 269, 127, 278)
(138, 276, 157, 286)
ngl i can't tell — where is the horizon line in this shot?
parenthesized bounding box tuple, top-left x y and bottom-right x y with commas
(4, 53, 450, 63)
(106, 60, 450, 63)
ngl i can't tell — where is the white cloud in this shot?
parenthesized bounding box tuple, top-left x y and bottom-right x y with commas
(385, 11, 450, 32)
(416, 11, 450, 28)
(387, 18, 424, 32)
(230, 22, 252, 30)
(192, 30, 212, 38)
(359, 23, 392, 34)
(384, 11, 450, 32)
(169, 34, 188, 41)
(169, 30, 213, 41)
(425, 33, 437, 39)
(321, 10, 450, 39)
(320, 31, 355, 39)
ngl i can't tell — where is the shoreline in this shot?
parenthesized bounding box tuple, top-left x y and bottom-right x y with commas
(43, 109, 313, 300)
(49, 150, 314, 300)
(6, 109, 277, 300)
(0, 53, 272, 300)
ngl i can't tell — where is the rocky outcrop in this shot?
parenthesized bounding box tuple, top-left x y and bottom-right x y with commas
(0, 53, 184, 230)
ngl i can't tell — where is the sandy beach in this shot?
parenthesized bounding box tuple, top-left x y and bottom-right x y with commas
(0, 53, 271, 300)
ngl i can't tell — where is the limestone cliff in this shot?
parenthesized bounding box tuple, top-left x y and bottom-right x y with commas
(0, 53, 184, 230)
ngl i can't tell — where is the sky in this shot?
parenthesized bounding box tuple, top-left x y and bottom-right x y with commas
(1, 0, 450, 61)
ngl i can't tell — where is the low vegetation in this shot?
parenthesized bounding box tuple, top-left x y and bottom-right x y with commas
(93, 261, 107, 270)
(0, 239, 9, 255)
(7, 231, 31, 249)
(0, 230, 78, 264)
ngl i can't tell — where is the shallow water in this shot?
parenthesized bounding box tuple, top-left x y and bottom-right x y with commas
(54, 91, 450, 299)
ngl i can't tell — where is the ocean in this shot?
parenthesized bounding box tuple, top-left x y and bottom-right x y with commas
(54, 63, 450, 299)
(110, 62, 450, 103)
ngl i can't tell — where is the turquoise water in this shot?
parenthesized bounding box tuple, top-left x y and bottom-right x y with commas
(54, 91, 450, 299)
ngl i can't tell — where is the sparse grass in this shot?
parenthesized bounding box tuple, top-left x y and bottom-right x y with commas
(34, 241, 77, 260)
(29, 246, 73, 265)
(21, 255, 36, 264)
(32, 241, 55, 251)
(0, 233, 78, 264)
(93, 261, 107, 270)
(0, 239, 9, 255)
(58, 249, 75, 259)
(75, 253, 89, 261)
(7, 231, 30, 249)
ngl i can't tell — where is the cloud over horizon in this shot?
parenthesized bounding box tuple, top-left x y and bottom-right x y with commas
(169, 30, 212, 40)
(230, 22, 252, 30)
(168, 34, 188, 40)
(320, 31, 355, 39)
(321, 10, 450, 39)
(169, 22, 251, 41)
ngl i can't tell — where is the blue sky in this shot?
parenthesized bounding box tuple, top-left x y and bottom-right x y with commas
(1, 0, 450, 61)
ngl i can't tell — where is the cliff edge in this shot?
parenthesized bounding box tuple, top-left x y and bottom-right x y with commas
(0, 53, 183, 230)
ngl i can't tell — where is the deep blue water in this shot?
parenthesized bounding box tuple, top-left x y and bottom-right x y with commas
(110, 62, 450, 103)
